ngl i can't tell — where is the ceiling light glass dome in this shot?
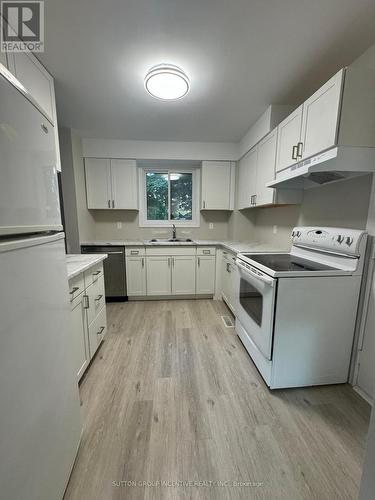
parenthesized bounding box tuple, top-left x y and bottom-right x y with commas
(144, 64, 190, 100)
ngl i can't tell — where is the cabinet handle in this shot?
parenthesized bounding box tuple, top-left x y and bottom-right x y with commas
(83, 295, 89, 309)
(108, 200, 111, 208)
(41, 123, 48, 134)
(97, 326, 105, 336)
(198, 257, 201, 267)
(142, 257, 144, 268)
(168, 257, 171, 267)
(226, 262, 231, 273)
(112, 200, 115, 208)
(254, 194, 257, 206)
(292, 145, 298, 160)
(203, 250, 210, 255)
(95, 294, 103, 302)
(92, 270, 101, 276)
(297, 142, 303, 158)
(172, 257, 175, 267)
(130, 250, 139, 255)
(69, 286, 79, 295)
(203, 200, 206, 209)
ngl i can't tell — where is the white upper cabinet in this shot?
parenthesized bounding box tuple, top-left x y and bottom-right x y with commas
(237, 148, 257, 209)
(6, 49, 61, 171)
(110, 160, 138, 209)
(85, 158, 138, 210)
(201, 161, 235, 210)
(275, 105, 303, 173)
(255, 129, 278, 206)
(85, 159, 111, 209)
(300, 69, 344, 160)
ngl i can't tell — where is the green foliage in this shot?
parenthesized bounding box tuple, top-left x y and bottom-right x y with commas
(146, 172, 192, 221)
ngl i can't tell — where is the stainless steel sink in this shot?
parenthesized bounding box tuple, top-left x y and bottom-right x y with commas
(148, 238, 194, 243)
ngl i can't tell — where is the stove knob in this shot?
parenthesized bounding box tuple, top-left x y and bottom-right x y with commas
(337, 235, 344, 244)
(345, 237, 353, 247)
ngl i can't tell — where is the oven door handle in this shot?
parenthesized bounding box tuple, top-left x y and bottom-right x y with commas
(236, 259, 275, 287)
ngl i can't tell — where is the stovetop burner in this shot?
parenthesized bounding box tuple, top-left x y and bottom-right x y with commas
(241, 253, 337, 272)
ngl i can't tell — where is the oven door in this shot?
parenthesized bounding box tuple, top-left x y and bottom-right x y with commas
(235, 259, 277, 360)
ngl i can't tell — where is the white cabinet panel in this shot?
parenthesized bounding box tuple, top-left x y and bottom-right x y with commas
(196, 256, 216, 295)
(88, 305, 107, 359)
(111, 159, 138, 209)
(201, 161, 234, 210)
(172, 256, 196, 295)
(126, 256, 146, 296)
(256, 129, 277, 206)
(70, 295, 89, 380)
(275, 105, 303, 172)
(221, 253, 236, 313)
(146, 256, 171, 295)
(300, 69, 344, 160)
(86, 275, 106, 326)
(85, 158, 111, 209)
(237, 147, 257, 209)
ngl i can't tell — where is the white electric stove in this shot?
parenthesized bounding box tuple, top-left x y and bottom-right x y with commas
(235, 226, 367, 389)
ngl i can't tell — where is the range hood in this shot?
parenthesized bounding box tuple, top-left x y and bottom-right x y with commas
(267, 146, 375, 190)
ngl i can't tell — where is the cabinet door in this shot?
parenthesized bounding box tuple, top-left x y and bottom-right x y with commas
(171, 256, 196, 295)
(275, 105, 303, 172)
(256, 129, 277, 206)
(237, 147, 257, 209)
(221, 256, 230, 303)
(201, 161, 232, 210)
(146, 256, 171, 295)
(196, 256, 216, 294)
(126, 257, 146, 296)
(88, 305, 107, 359)
(300, 69, 344, 160)
(71, 296, 89, 380)
(110, 159, 138, 209)
(85, 158, 111, 209)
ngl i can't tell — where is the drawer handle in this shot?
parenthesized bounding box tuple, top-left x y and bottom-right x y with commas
(83, 295, 89, 309)
(97, 326, 105, 336)
(92, 270, 101, 276)
(95, 294, 103, 302)
(69, 286, 79, 295)
(203, 250, 210, 254)
(130, 250, 139, 255)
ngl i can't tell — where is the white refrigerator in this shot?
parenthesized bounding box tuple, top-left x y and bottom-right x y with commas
(0, 64, 81, 499)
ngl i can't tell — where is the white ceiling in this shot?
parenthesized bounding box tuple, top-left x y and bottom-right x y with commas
(39, 0, 375, 142)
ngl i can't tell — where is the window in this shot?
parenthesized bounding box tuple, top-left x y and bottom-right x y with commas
(140, 167, 200, 227)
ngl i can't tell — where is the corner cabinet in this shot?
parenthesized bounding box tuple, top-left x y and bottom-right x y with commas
(85, 158, 138, 210)
(201, 161, 235, 210)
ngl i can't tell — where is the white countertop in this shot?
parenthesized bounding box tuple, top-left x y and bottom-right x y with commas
(66, 253, 107, 280)
(80, 239, 290, 255)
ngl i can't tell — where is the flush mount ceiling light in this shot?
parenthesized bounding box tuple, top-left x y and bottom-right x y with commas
(144, 64, 190, 100)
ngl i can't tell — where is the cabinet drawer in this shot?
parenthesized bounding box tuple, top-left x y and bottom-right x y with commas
(146, 246, 196, 256)
(84, 262, 103, 287)
(68, 273, 85, 302)
(197, 246, 216, 256)
(125, 246, 145, 256)
(86, 275, 105, 325)
(88, 305, 107, 358)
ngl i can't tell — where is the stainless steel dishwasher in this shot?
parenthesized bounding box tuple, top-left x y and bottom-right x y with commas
(81, 245, 127, 300)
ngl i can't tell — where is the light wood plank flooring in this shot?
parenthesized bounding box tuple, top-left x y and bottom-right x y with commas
(64, 300, 370, 500)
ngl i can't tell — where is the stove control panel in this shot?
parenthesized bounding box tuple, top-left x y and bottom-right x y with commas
(291, 227, 366, 256)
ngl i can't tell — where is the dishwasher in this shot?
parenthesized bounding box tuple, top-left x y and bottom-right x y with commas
(81, 245, 127, 300)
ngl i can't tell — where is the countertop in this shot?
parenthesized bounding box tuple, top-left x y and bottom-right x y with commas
(66, 253, 107, 280)
(80, 239, 290, 255)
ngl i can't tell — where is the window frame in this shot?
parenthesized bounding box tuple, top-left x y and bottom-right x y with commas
(139, 166, 200, 227)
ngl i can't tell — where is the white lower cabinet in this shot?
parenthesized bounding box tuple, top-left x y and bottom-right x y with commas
(172, 256, 196, 295)
(70, 293, 89, 380)
(221, 251, 237, 314)
(146, 256, 172, 295)
(68, 261, 107, 381)
(126, 256, 146, 296)
(196, 256, 216, 294)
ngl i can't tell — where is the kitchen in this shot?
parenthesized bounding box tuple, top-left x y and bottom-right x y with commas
(1, 1, 375, 499)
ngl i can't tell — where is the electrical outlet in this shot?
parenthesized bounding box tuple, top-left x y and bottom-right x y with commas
(209, 223, 214, 230)
(273, 225, 278, 234)
(117, 222, 122, 229)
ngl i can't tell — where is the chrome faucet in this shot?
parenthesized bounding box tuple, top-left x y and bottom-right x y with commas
(172, 224, 176, 240)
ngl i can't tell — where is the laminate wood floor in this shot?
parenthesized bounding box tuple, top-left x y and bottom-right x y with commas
(64, 300, 371, 500)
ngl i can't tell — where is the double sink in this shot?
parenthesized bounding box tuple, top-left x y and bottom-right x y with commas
(148, 238, 194, 244)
